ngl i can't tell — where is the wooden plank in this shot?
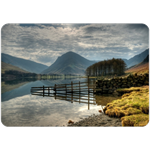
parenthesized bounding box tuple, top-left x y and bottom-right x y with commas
(56, 96, 96, 101)
(31, 92, 43, 94)
(61, 86, 94, 89)
(32, 93, 43, 96)
(32, 94, 54, 97)
(53, 88, 93, 91)
(68, 85, 89, 88)
(31, 82, 88, 88)
(52, 85, 88, 89)
(56, 98, 96, 105)
(32, 92, 95, 100)
(31, 87, 54, 90)
(32, 94, 96, 102)
(32, 91, 94, 96)
(56, 92, 94, 98)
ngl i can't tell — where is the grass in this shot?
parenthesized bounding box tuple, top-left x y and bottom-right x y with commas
(103, 86, 149, 126)
(95, 94, 121, 106)
(121, 114, 149, 126)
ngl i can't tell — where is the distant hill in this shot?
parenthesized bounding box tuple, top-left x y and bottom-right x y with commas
(122, 58, 129, 67)
(1, 61, 29, 74)
(1, 53, 48, 74)
(41, 51, 95, 75)
(141, 54, 149, 64)
(130, 54, 149, 68)
(125, 62, 149, 75)
(126, 49, 149, 68)
(125, 54, 149, 74)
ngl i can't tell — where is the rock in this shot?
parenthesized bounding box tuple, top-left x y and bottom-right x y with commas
(99, 110, 102, 113)
(68, 120, 74, 124)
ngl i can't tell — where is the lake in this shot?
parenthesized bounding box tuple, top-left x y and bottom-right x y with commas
(1, 78, 120, 126)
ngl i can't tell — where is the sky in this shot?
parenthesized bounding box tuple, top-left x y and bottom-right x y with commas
(1, 23, 149, 66)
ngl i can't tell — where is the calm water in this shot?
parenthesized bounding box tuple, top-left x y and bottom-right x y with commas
(1, 78, 120, 126)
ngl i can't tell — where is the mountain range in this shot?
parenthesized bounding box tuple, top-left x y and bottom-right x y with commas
(1, 61, 29, 74)
(41, 51, 95, 75)
(2, 53, 48, 73)
(41, 49, 149, 75)
(123, 49, 149, 68)
(1, 48, 149, 75)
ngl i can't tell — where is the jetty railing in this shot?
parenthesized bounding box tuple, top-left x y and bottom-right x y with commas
(31, 81, 94, 95)
(30, 80, 95, 110)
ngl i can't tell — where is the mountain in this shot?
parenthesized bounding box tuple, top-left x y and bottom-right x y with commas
(1, 53, 48, 73)
(125, 54, 149, 74)
(126, 49, 149, 68)
(141, 55, 149, 64)
(1, 61, 29, 74)
(130, 54, 149, 69)
(41, 51, 95, 75)
(122, 58, 129, 67)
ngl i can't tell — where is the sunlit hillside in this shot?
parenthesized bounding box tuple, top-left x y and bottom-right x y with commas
(1, 61, 29, 74)
(125, 62, 149, 75)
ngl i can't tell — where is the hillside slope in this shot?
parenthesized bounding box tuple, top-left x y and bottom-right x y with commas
(1, 61, 29, 74)
(127, 49, 149, 68)
(125, 55, 149, 75)
(2, 53, 48, 73)
(41, 51, 95, 75)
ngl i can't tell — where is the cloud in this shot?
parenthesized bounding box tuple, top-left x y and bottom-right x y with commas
(1, 23, 149, 66)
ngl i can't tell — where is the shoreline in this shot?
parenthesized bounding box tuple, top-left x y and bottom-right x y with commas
(68, 113, 122, 127)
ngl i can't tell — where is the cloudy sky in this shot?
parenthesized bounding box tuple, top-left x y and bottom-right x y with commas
(1, 23, 149, 66)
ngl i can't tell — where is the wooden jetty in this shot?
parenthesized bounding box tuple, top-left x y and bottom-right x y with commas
(31, 81, 94, 95)
(31, 80, 95, 110)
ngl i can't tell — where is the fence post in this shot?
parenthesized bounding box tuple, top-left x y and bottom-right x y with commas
(71, 81, 73, 93)
(88, 76, 89, 94)
(54, 84, 56, 94)
(71, 82, 73, 103)
(88, 93, 90, 110)
(79, 81, 80, 103)
(65, 84, 67, 93)
(43, 85, 44, 97)
(79, 81, 80, 93)
(48, 87, 50, 96)
(93, 80, 94, 94)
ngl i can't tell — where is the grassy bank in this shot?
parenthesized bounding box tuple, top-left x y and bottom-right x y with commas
(103, 86, 149, 126)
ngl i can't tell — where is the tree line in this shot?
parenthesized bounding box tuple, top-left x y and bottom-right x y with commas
(2, 70, 37, 78)
(86, 58, 126, 76)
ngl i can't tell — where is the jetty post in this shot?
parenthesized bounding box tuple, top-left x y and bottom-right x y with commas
(79, 81, 81, 103)
(65, 84, 67, 93)
(54, 84, 56, 99)
(71, 81, 73, 93)
(88, 93, 90, 110)
(79, 81, 81, 93)
(88, 76, 90, 94)
(43, 85, 44, 97)
(48, 87, 50, 96)
(71, 81, 73, 103)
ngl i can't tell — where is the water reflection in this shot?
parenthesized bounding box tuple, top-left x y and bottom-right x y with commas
(1, 94, 101, 126)
(1, 78, 121, 126)
(1, 78, 86, 102)
(32, 91, 96, 110)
